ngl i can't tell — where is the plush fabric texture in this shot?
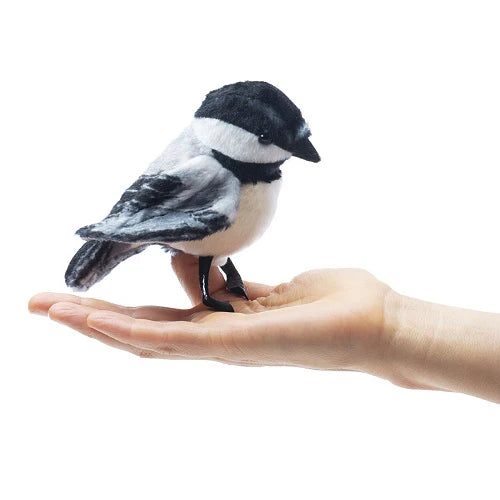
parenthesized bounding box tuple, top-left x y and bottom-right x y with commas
(168, 179, 282, 265)
(192, 117, 292, 164)
(76, 155, 239, 244)
(65, 241, 147, 291)
(66, 81, 320, 291)
(211, 149, 283, 184)
(195, 81, 308, 152)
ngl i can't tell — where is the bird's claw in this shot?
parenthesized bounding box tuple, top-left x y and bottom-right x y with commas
(202, 296, 235, 313)
(228, 285, 249, 300)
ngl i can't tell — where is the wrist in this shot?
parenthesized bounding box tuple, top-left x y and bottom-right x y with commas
(378, 291, 444, 391)
(380, 290, 500, 402)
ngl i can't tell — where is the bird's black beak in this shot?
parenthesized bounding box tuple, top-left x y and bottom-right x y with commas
(292, 137, 321, 163)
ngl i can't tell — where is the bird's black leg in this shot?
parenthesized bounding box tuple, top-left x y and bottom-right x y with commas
(199, 256, 234, 313)
(221, 258, 249, 300)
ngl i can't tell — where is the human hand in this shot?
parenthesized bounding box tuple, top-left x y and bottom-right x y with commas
(28, 254, 392, 372)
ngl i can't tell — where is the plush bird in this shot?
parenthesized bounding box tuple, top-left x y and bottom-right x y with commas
(65, 81, 321, 312)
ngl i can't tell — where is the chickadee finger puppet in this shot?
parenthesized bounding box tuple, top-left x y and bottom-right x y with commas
(65, 81, 321, 312)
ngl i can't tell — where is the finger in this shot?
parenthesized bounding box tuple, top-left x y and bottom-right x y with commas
(86, 304, 327, 367)
(29, 293, 85, 315)
(47, 302, 192, 360)
(48, 302, 156, 356)
(87, 309, 251, 357)
(86, 304, 335, 366)
(46, 303, 261, 365)
(29, 292, 188, 321)
(243, 282, 274, 299)
(171, 253, 274, 303)
(171, 253, 226, 304)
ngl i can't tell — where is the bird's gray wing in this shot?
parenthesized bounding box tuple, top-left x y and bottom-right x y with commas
(76, 156, 240, 244)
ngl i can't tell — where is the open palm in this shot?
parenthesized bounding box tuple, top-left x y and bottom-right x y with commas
(29, 254, 390, 371)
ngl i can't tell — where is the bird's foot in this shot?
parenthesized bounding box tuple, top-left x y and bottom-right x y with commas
(221, 258, 249, 300)
(199, 255, 235, 313)
(227, 284, 248, 300)
(202, 296, 234, 313)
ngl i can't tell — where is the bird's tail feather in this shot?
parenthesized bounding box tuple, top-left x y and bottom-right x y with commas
(65, 240, 147, 291)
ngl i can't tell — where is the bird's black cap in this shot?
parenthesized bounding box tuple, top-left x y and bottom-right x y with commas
(195, 81, 320, 163)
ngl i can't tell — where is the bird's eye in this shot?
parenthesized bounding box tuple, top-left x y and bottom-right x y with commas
(258, 133, 273, 145)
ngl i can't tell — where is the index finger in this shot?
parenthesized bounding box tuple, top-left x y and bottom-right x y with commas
(28, 292, 188, 321)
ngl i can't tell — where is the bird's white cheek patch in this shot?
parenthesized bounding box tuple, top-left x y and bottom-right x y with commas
(192, 117, 292, 164)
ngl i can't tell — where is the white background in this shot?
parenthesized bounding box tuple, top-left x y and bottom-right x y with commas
(2, 0, 500, 498)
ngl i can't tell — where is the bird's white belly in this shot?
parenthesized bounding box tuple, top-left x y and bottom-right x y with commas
(170, 179, 282, 265)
